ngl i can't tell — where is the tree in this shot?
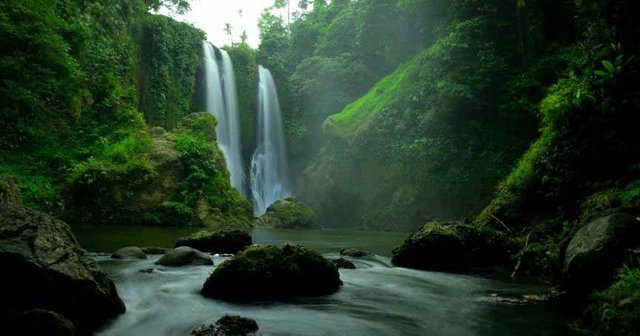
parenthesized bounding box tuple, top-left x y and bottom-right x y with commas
(224, 23, 233, 44)
(145, 0, 191, 14)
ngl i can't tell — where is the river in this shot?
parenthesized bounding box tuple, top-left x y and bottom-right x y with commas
(73, 227, 573, 335)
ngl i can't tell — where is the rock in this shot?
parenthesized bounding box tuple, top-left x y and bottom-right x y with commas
(14, 309, 77, 336)
(138, 268, 157, 274)
(339, 247, 370, 257)
(202, 244, 342, 301)
(0, 204, 125, 335)
(175, 229, 251, 254)
(155, 246, 213, 266)
(563, 213, 640, 291)
(111, 247, 147, 259)
(391, 221, 513, 272)
(254, 198, 320, 229)
(140, 246, 168, 254)
(331, 258, 356, 269)
(190, 315, 259, 336)
(0, 174, 21, 205)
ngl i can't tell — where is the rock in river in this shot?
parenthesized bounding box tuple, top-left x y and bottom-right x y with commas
(254, 198, 320, 229)
(191, 315, 259, 336)
(111, 246, 147, 259)
(155, 246, 213, 266)
(175, 229, 252, 254)
(201, 244, 342, 301)
(0, 204, 125, 335)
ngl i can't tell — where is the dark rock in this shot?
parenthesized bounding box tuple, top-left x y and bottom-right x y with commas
(111, 247, 147, 259)
(155, 246, 213, 266)
(175, 229, 251, 254)
(563, 213, 640, 291)
(202, 244, 342, 301)
(138, 268, 157, 274)
(391, 221, 513, 272)
(13, 309, 77, 336)
(140, 246, 168, 254)
(331, 258, 356, 269)
(254, 198, 320, 229)
(0, 204, 125, 335)
(339, 247, 370, 257)
(190, 315, 259, 336)
(0, 174, 21, 205)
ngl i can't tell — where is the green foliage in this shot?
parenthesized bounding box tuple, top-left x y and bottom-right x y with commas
(591, 267, 640, 335)
(136, 15, 205, 129)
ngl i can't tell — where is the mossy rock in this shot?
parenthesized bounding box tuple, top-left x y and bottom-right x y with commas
(155, 246, 213, 267)
(111, 247, 147, 260)
(0, 174, 22, 205)
(201, 244, 342, 301)
(339, 247, 370, 257)
(254, 198, 319, 229)
(564, 213, 640, 292)
(175, 229, 252, 254)
(391, 221, 514, 272)
(191, 315, 259, 336)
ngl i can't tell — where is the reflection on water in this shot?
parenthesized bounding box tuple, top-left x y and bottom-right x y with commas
(76, 226, 572, 335)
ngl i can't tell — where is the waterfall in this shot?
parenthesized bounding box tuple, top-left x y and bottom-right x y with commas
(250, 66, 292, 216)
(203, 42, 246, 194)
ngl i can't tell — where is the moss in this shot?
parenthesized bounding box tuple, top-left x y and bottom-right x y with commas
(590, 268, 640, 335)
(254, 197, 319, 229)
(201, 244, 342, 301)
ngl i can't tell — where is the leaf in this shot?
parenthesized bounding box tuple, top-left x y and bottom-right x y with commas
(602, 60, 615, 73)
(594, 70, 608, 77)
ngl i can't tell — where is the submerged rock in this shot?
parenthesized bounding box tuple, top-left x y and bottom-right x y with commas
(340, 247, 370, 257)
(0, 204, 125, 335)
(155, 246, 213, 266)
(254, 198, 320, 229)
(201, 244, 342, 301)
(175, 229, 251, 254)
(191, 315, 259, 336)
(391, 221, 513, 272)
(111, 247, 147, 259)
(564, 213, 640, 291)
(331, 258, 357, 269)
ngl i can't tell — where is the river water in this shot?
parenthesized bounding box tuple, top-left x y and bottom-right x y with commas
(73, 227, 573, 336)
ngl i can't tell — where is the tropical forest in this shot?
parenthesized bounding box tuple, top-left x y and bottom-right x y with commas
(0, 0, 639, 335)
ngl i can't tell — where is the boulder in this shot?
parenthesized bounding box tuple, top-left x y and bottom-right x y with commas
(155, 246, 213, 267)
(201, 244, 342, 301)
(0, 204, 125, 335)
(15, 309, 77, 336)
(254, 198, 320, 229)
(331, 258, 356, 269)
(175, 230, 251, 254)
(140, 246, 168, 254)
(191, 315, 259, 336)
(111, 247, 147, 259)
(391, 221, 513, 272)
(0, 174, 21, 205)
(564, 213, 640, 291)
(339, 247, 370, 257)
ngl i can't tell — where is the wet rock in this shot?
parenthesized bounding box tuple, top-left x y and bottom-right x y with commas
(175, 229, 251, 254)
(14, 309, 77, 336)
(202, 244, 342, 301)
(138, 268, 157, 274)
(564, 213, 640, 291)
(254, 198, 320, 229)
(391, 221, 513, 272)
(155, 246, 213, 266)
(111, 247, 147, 259)
(0, 204, 125, 335)
(331, 258, 356, 269)
(191, 315, 259, 336)
(339, 247, 370, 257)
(140, 246, 168, 254)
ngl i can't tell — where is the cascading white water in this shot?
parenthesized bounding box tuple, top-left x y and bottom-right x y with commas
(250, 66, 292, 215)
(203, 42, 245, 194)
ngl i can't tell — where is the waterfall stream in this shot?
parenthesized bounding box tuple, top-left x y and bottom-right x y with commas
(249, 66, 292, 215)
(203, 42, 246, 194)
